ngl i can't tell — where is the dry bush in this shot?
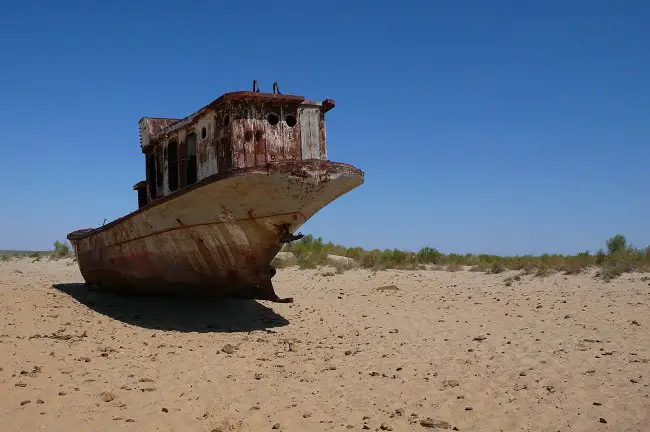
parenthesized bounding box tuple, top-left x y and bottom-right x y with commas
(534, 265, 554, 278)
(51, 240, 72, 259)
(488, 262, 505, 274)
(272, 233, 649, 278)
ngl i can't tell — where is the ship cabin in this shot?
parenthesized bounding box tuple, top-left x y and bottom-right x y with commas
(134, 83, 335, 208)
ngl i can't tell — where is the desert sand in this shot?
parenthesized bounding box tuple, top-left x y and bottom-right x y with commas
(0, 257, 648, 432)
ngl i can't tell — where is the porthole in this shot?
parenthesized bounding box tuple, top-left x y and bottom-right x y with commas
(267, 113, 279, 126)
(285, 114, 297, 127)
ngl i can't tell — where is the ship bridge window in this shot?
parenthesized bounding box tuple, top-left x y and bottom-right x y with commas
(155, 147, 163, 188)
(187, 132, 197, 185)
(168, 140, 178, 192)
(146, 154, 157, 199)
(285, 114, 297, 127)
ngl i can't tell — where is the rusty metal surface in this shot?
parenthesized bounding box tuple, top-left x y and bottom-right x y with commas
(68, 160, 364, 300)
(69, 86, 362, 300)
(141, 92, 306, 149)
(139, 118, 179, 149)
(138, 90, 333, 204)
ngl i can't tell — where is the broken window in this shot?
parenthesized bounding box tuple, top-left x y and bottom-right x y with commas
(146, 153, 157, 199)
(179, 140, 188, 188)
(168, 140, 178, 191)
(155, 147, 163, 189)
(187, 132, 197, 185)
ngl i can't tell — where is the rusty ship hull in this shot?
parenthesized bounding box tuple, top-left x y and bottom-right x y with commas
(67, 84, 362, 300)
(68, 160, 363, 301)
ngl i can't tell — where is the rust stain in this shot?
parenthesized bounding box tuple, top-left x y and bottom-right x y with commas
(94, 209, 307, 249)
(69, 84, 363, 301)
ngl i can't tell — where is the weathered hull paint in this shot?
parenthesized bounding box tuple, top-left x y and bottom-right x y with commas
(67, 161, 363, 300)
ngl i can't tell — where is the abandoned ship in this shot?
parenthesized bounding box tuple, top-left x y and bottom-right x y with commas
(67, 82, 364, 302)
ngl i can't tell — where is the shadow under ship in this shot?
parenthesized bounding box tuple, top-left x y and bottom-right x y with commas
(67, 82, 364, 302)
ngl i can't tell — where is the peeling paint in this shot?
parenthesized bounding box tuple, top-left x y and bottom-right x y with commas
(68, 87, 363, 300)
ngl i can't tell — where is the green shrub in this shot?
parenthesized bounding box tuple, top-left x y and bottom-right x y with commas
(417, 246, 442, 264)
(597, 235, 645, 280)
(606, 234, 628, 255)
(52, 240, 71, 258)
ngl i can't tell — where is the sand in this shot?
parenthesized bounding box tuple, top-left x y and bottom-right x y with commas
(0, 257, 648, 432)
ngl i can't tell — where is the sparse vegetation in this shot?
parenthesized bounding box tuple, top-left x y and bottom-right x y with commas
(597, 234, 648, 281)
(0, 250, 47, 261)
(488, 262, 505, 274)
(445, 263, 463, 272)
(0, 239, 76, 263)
(29, 252, 44, 262)
(5, 234, 647, 283)
(52, 240, 72, 259)
(534, 265, 554, 278)
(329, 258, 356, 274)
(274, 234, 649, 280)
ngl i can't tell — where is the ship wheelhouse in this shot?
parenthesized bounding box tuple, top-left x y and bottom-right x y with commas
(135, 83, 336, 208)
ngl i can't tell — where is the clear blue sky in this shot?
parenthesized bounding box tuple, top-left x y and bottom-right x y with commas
(1, 1, 648, 255)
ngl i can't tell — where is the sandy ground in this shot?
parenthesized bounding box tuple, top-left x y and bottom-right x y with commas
(0, 258, 648, 432)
